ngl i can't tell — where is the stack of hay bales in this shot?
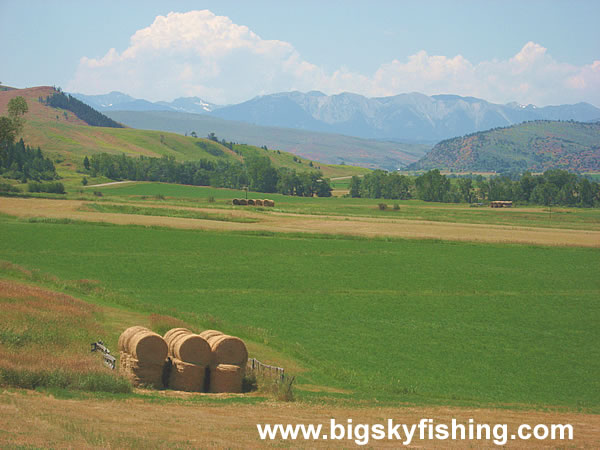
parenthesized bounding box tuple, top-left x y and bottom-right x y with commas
(163, 328, 211, 392)
(118, 326, 168, 388)
(199, 330, 248, 393)
(232, 198, 274, 207)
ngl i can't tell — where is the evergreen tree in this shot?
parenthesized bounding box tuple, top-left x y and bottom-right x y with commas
(349, 176, 361, 198)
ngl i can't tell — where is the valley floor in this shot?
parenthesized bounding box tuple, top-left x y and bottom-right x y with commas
(1, 196, 599, 248)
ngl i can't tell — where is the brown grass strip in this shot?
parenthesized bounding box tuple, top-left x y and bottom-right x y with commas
(1, 197, 599, 247)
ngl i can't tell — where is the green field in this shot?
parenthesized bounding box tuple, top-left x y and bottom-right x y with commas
(0, 215, 598, 409)
(91, 182, 600, 231)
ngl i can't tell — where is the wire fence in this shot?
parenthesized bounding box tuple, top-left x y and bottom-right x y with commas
(246, 358, 285, 381)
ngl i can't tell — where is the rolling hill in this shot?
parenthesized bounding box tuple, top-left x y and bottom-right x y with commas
(105, 110, 429, 170)
(0, 87, 369, 179)
(410, 120, 600, 172)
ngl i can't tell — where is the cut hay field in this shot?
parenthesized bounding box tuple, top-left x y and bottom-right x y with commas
(91, 182, 600, 232)
(3, 390, 599, 447)
(0, 214, 598, 410)
(1, 196, 598, 247)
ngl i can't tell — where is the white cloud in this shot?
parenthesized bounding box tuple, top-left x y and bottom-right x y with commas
(67, 11, 600, 107)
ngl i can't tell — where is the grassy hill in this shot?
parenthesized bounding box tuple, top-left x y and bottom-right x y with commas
(410, 120, 600, 172)
(104, 110, 430, 170)
(0, 87, 369, 180)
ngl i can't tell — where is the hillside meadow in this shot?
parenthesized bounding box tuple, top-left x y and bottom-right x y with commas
(0, 86, 369, 186)
(0, 213, 598, 409)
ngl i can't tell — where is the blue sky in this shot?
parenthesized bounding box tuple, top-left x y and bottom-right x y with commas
(2, 1, 599, 106)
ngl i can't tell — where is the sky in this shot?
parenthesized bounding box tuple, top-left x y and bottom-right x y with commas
(1, 0, 599, 106)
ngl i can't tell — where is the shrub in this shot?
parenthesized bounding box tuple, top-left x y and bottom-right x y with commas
(393, 203, 400, 210)
(0, 367, 132, 393)
(378, 203, 387, 210)
(28, 181, 65, 194)
(0, 182, 20, 193)
(93, 191, 103, 197)
(249, 372, 295, 401)
(242, 373, 258, 393)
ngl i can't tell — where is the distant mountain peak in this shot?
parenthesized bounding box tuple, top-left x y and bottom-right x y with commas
(210, 91, 600, 142)
(71, 89, 600, 143)
(71, 92, 219, 114)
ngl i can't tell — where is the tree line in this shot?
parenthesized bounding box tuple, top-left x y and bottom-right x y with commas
(41, 89, 123, 128)
(87, 152, 332, 197)
(0, 139, 57, 182)
(0, 96, 59, 183)
(349, 169, 600, 207)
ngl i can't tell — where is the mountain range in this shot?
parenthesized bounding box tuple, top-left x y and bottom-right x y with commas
(72, 91, 218, 114)
(72, 90, 600, 143)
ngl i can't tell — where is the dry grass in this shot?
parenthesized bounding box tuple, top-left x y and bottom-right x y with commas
(0, 279, 103, 357)
(0, 280, 130, 392)
(1, 389, 598, 448)
(2, 197, 599, 247)
(149, 314, 192, 337)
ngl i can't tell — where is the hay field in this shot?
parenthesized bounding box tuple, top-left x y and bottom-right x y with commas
(1, 390, 598, 448)
(1, 215, 598, 409)
(1, 197, 598, 247)
(93, 181, 600, 231)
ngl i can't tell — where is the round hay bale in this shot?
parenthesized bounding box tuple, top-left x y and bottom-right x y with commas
(169, 333, 211, 366)
(247, 199, 256, 206)
(232, 198, 240, 205)
(209, 364, 243, 393)
(164, 329, 192, 349)
(168, 358, 205, 392)
(255, 199, 264, 206)
(199, 329, 223, 341)
(164, 327, 191, 343)
(239, 199, 248, 206)
(119, 351, 130, 372)
(207, 334, 248, 367)
(118, 326, 148, 352)
(263, 199, 275, 207)
(125, 356, 165, 388)
(127, 330, 168, 365)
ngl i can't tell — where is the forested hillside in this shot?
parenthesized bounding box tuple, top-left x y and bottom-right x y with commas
(0, 87, 367, 180)
(411, 121, 600, 172)
(42, 89, 124, 128)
